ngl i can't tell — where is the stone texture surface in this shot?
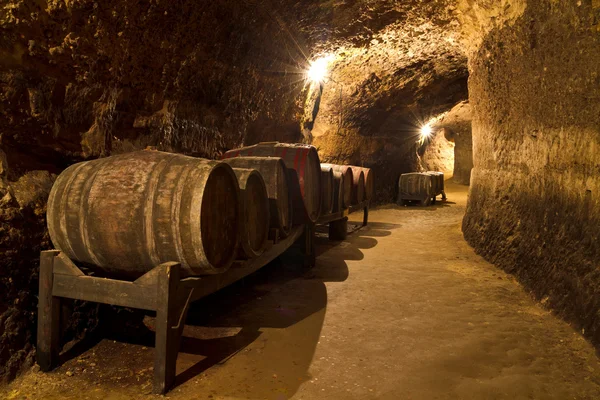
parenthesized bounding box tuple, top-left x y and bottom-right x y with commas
(436, 101, 473, 184)
(418, 130, 455, 179)
(306, 0, 469, 202)
(463, 0, 600, 345)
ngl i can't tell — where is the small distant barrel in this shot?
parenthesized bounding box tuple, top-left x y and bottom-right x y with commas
(320, 167, 334, 215)
(222, 157, 292, 238)
(231, 168, 269, 259)
(47, 150, 240, 278)
(322, 164, 352, 209)
(222, 142, 321, 223)
(398, 172, 433, 206)
(350, 167, 365, 204)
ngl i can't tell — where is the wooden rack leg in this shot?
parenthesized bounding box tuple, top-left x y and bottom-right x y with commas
(37, 250, 61, 371)
(153, 263, 192, 394)
(329, 217, 348, 241)
(363, 207, 369, 227)
(303, 223, 316, 268)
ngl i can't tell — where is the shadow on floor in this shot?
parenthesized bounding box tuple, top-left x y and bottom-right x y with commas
(377, 200, 456, 212)
(52, 221, 395, 398)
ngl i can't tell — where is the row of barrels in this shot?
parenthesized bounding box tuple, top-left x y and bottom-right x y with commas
(46, 142, 372, 281)
(319, 164, 373, 215)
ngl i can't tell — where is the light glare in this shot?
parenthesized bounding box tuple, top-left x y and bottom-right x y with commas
(420, 124, 433, 139)
(307, 56, 331, 84)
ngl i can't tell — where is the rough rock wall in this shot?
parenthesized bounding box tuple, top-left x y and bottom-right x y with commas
(303, 0, 469, 203)
(0, 0, 309, 381)
(463, 1, 600, 343)
(418, 131, 455, 179)
(436, 101, 473, 185)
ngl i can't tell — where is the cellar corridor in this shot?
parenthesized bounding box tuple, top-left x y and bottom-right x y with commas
(3, 183, 600, 399)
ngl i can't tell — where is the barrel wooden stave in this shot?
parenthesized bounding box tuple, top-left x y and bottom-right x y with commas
(362, 168, 374, 200)
(47, 150, 240, 279)
(222, 142, 321, 224)
(222, 157, 292, 238)
(331, 171, 346, 212)
(319, 167, 334, 215)
(321, 163, 352, 209)
(230, 168, 270, 259)
(350, 167, 365, 204)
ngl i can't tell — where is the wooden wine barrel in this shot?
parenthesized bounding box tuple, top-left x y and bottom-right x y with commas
(222, 157, 292, 238)
(321, 164, 352, 209)
(47, 150, 241, 279)
(362, 168, 374, 200)
(320, 167, 334, 215)
(397, 172, 433, 206)
(230, 168, 269, 259)
(222, 142, 321, 223)
(350, 167, 365, 204)
(331, 171, 346, 212)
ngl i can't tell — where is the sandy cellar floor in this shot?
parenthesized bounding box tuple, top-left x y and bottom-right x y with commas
(3, 182, 600, 399)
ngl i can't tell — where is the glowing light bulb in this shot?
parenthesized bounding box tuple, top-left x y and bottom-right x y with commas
(307, 56, 331, 84)
(420, 124, 433, 139)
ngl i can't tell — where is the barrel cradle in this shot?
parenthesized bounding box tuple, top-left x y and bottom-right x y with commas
(320, 167, 335, 215)
(222, 157, 292, 238)
(222, 142, 321, 224)
(47, 150, 241, 279)
(230, 168, 270, 259)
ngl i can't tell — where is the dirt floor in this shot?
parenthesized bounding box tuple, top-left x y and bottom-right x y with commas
(4, 182, 600, 399)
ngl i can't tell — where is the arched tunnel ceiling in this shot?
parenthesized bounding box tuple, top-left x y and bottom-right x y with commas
(292, 0, 469, 139)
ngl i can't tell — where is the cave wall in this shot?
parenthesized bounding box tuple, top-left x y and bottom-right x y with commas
(463, 0, 600, 343)
(303, 1, 469, 203)
(436, 101, 473, 185)
(418, 130, 455, 179)
(0, 0, 310, 381)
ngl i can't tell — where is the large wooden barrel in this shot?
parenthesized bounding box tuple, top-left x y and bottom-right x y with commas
(230, 168, 269, 259)
(320, 167, 334, 215)
(350, 167, 365, 204)
(362, 168, 374, 200)
(222, 157, 292, 238)
(322, 164, 352, 209)
(222, 142, 321, 223)
(47, 150, 240, 279)
(398, 172, 433, 206)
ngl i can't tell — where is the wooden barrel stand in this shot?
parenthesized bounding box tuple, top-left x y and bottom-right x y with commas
(316, 200, 369, 241)
(37, 225, 312, 395)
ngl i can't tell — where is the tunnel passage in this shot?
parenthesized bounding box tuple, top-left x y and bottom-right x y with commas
(0, 0, 599, 394)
